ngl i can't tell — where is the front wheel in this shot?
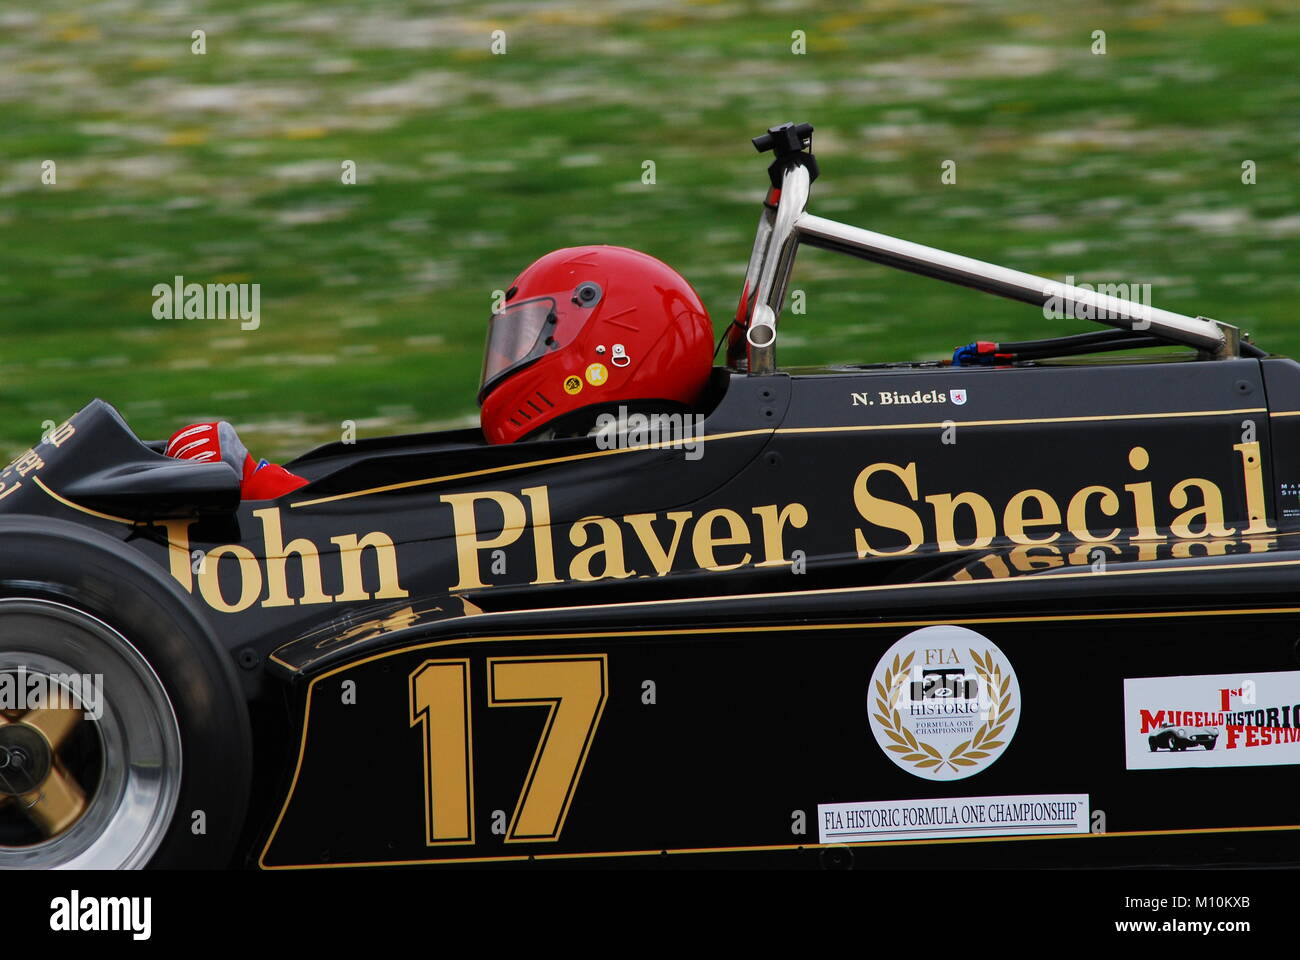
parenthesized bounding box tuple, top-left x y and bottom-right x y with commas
(0, 516, 251, 868)
(0, 599, 182, 868)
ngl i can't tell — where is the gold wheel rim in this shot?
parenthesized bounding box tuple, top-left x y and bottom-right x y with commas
(0, 705, 90, 839)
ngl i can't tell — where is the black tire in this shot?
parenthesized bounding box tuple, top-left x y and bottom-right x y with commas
(1205, 742, 1216, 751)
(0, 515, 251, 868)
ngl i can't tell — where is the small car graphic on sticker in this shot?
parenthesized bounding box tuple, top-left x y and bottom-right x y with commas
(1148, 722, 1219, 752)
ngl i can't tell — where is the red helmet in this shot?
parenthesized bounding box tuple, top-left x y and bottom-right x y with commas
(479, 245, 714, 444)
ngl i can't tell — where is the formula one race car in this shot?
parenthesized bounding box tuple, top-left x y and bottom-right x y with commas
(3, 123, 1300, 870)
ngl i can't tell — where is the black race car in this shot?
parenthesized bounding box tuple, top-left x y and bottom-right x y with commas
(3, 123, 1299, 870)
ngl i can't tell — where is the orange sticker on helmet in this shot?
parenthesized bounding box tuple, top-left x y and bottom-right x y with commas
(563, 375, 583, 395)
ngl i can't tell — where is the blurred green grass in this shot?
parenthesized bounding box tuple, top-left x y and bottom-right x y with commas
(2, 0, 1298, 460)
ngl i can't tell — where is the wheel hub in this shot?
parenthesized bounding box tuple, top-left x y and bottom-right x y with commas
(0, 600, 183, 868)
(0, 679, 92, 842)
(0, 722, 53, 796)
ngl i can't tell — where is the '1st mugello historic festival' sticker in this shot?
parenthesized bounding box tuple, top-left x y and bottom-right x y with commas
(1124, 670, 1300, 769)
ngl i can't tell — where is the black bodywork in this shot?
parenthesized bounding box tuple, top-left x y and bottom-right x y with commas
(5, 347, 1300, 867)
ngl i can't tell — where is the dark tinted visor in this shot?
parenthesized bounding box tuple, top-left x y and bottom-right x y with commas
(478, 296, 559, 404)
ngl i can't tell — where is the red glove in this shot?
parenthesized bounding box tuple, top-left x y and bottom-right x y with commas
(165, 422, 308, 501)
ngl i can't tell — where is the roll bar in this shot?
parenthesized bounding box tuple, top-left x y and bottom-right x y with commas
(728, 122, 1240, 374)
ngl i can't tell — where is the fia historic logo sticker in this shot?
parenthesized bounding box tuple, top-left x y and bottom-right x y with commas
(868, 625, 1020, 780)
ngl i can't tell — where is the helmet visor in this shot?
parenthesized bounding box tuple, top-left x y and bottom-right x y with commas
(478, 296, 560, 404)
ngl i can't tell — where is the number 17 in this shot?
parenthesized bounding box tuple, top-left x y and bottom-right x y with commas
(408, 654, 608, 846)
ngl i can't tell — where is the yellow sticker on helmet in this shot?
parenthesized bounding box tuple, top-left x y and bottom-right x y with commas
(585, 362, 608, 386)
(563, 374, 583, 395)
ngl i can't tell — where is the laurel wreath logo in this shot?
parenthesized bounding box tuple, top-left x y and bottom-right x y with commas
(873, 648, 1015, 775)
